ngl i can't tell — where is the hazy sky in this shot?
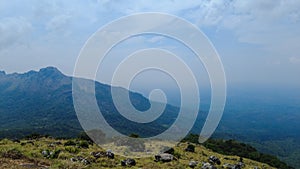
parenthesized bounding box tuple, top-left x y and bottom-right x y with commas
(1, 0, 300, 90)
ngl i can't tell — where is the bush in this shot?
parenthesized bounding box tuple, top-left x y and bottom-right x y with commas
(185, 144, 195, 152)
(173, 151, 181, 159)
(77, 132, 93, 144)
(78, 140, 89, 149)
(64, 140, 76, 146)
(65, 146, 79, 154)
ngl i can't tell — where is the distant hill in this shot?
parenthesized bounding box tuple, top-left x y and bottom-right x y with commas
(0, 67, 180, 139)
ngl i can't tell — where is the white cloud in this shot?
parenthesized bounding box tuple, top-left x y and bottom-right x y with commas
(46, 14, 72, 32)
(0, 0, 300, 86)
(0, 17, 32, 51)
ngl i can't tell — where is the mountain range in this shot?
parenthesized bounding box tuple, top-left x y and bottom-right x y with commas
(0, 67, 182, 139)
(0, 67, 299, 168)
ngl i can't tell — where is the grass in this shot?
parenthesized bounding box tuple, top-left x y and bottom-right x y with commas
(0, 137, 276, 169)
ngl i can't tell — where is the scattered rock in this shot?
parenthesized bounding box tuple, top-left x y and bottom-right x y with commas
(106, 150, 114, 159)
(189, 160, 198, 168)
(201, 162, 217, 169)
(91, 151, 106, 159)
(236, 162, 245, 168)
(121, 158, 136, 166)
(81, 158, 91, 165)
(222, 162, 245, 169)
(42, 150, 49, 158)
(41, 150, 60, 159)
(209, 155, 221, 165)
(91, 150, 114, 159)
(70, 156, 90, 165)
(155, 153, 174, 162)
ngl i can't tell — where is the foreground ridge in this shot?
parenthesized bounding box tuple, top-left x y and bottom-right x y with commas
(0, 136, 277, 169)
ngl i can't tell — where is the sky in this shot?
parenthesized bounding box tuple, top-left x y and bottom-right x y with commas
(1, 0, 300, 92)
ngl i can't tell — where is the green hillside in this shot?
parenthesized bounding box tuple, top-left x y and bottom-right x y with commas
(0, 136, 279, 169)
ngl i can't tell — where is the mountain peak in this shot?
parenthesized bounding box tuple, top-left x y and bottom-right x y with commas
(38, 66, 64, 77)
(39, 66, 61, 73)
(0, 70, 6, 75)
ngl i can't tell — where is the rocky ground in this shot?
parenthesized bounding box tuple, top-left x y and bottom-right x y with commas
(0, 137, 275, 169)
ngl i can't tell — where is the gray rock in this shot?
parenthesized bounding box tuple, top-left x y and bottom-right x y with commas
(70, 156, 90, 165)
(91, 151, 106, 159)
(121, 158, 136, 166)
(106, 151, 114, 159)
(155, 153, 174, 162)
(41, 150, 49, 157)
(209, 156, 221, 165)
(236, 162, 245, 168)
(202, 162, 217, 169)
(189, 160, 198, 168)
(81, 158, 91, 165)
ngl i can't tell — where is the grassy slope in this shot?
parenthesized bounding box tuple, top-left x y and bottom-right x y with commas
(0, 137, 275, 169)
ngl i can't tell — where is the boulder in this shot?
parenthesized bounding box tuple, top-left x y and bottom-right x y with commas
(121, 158, 136, 166)
(91, 151, 106, 159)
(201, 162, 217, 169)
(106, 150, 114, 159)
(81, 158, 91, 165)
(235, 162, 245, 169)
(91, 150, 114, 159)
(189, 160, 198, 168)
(155, 153, 174, 162)
(209, 155, 221, 165)
(41, 150, 49, 157)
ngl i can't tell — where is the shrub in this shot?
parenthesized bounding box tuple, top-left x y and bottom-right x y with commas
(64, 140, 76, 146)
(77, 132, 93, 144)
(65, 146, 79, 154)
(78, 140, 89, 149)
(173, 151, 181, 159)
